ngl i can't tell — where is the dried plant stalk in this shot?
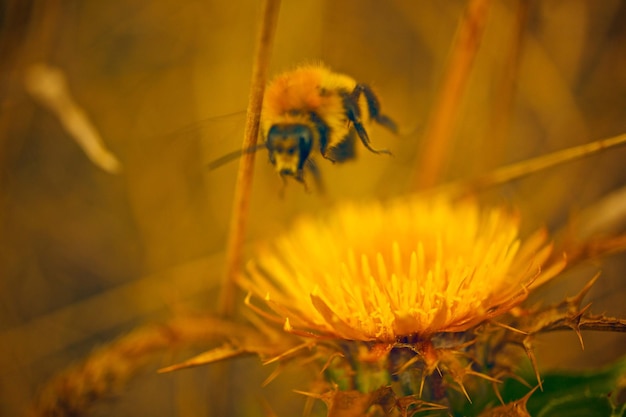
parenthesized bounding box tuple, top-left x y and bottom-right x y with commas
(413, 0, 492, 189)
(218, 0, 281, 317)
(487, 0, 530, 168)
(212, 2, 281, 415)
(27, 316, 255, 417)
(574, 316, 626, 333)
(439, 132, 626, 198)
(573, 186, 626, 239)
(23, 63, 122, 174)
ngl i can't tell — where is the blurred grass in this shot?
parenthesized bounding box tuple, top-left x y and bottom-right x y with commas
(1, 0, 625, 416)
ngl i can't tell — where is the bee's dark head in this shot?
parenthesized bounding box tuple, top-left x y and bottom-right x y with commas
(266, 124, 313, 177)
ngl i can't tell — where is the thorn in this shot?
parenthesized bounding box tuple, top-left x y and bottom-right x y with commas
(523, 336, 543, 391)
(465, 369, 501, 384)
(568, 272, 601, 307)
(262, 363, 283, 387)
(492, 381, 505, 405)
(262, 342, 313, 365)
(393, 353, 422, 375)
(293, 389, 323, 399)
(418, 372, 426, 398)
(561, 274, 597, 351)
(570, 303, 591, 350)
(456, 379, 472, 403)
(490, 320, 528, 335)
(319, 352, 344, 375)
(509, 372, 533, 389)
(243, 291, 284, 324)
(520, 384, 542, 406)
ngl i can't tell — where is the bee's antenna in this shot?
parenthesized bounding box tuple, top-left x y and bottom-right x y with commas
(207, 143, 267, 170)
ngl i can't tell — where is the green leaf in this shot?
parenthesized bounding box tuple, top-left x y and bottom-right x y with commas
(536, 394, 613, 417)
(497, 354, 626, 417)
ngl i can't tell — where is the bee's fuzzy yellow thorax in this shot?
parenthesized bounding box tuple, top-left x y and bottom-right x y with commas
(263, 65, 354, 117)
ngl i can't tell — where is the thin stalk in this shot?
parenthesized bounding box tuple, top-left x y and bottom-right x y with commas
(438, 132, 626, 198)
(212, 2, 281, 416)
(413, 0, 492, 189)
(218, 0, 281, 317)
(545, 316, 626, 334)
(28, 316, 253, 417)
(486, 0, 530, 169)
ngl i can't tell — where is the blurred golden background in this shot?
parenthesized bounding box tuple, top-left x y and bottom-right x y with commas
(1, 0, 625, 415)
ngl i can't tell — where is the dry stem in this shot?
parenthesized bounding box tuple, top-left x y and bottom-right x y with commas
(23, 63, 122, 174)
(438, 132, 626, 199)
(27, 316, 253, 417)
(413, 0, 492, 189)
(213, 2, 281, 415)
(487, 0, 530, 168)
(218, 0, 282, 317)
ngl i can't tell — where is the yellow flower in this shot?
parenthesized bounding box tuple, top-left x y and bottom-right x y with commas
(239, 195, 565, 343)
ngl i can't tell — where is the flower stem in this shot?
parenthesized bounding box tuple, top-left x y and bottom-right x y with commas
(413, 0, 492, 189)
(218, 0, 281, 318)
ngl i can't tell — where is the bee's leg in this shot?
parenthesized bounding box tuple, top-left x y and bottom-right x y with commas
(342, 90, 392, 156)
(323, 132, 356, 163)
(294, 169, 311, 193)
(352, 84, 398, 133)
(310, 111, 330, 157)
(278, 174, 288, 198)
(305, 158, 325, 194)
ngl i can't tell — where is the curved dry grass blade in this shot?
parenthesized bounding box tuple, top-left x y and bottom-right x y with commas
(0, 254, 222, 369)
(27, 316, 251, 417)
(23, 63, 122, 174)
(565, 234, 626, 266)
(571, 186, 626, 239)
(440, 132, 626, 198)
(487, 0, 530, 168)
(158, 344, 247, 373)
(413, 0, 492, 189)
(219, 0, 282, 317)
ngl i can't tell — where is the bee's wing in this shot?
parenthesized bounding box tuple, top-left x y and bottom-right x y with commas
(206, 142, 267, 170)
(148, 110, 251, 169)
(161, 110, 246, 147)
(141, 110, 265, 172)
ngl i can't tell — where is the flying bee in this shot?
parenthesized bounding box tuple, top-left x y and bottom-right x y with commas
(209, 63, 397, 189)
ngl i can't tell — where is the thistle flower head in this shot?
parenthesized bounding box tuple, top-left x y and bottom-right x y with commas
(240, 196, 565, 343)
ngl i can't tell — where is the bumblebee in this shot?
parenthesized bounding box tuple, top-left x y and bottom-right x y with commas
(262, 64, 397, 185)
(208, 64, 396, 189)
